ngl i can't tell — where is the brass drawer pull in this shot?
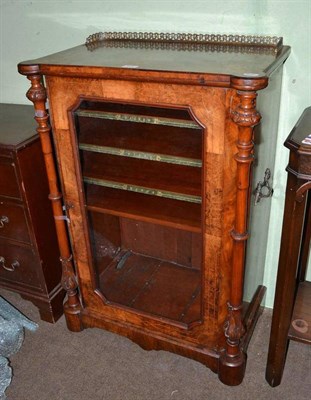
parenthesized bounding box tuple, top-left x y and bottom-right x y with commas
(0, 215, 9, 228)
(0, 256, 20, 272)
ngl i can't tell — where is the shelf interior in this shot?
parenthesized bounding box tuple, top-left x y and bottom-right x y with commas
(73, 100, 203, 324)
(85, 185, 201, 232)
(76, 106, 202, 160)
(78, 142, 202, 167)
(99, 250, 201, 325)
(81, 152, 201, 200)
(88, 212, 202, 324)
(77, 100, 198, 121)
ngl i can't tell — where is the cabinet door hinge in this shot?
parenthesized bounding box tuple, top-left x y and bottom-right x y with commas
(54, 202, 74, 224)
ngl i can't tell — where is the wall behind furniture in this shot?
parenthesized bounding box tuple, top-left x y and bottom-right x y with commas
(1, 0, 310, 307)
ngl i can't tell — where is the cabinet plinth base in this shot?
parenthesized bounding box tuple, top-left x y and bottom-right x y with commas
(62, 284, 265, 385)
(73, 306, 220, 374)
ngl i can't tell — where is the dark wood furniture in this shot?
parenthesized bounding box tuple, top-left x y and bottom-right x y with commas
(266, 107, 311, 387)
(18, 32, 290, 385)
(0, 104, 64, 322)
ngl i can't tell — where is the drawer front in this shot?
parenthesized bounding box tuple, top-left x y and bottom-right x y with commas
(0, 241, 41, 288)
(0, 201, 30, 243)
(0, 157, 21, 199)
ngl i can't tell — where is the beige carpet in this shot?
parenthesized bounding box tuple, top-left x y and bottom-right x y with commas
(1, 288, 310, 400)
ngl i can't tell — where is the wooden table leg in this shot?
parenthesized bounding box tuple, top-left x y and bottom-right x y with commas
(298, 191, 311, 282)
(265, 172, 307, 387)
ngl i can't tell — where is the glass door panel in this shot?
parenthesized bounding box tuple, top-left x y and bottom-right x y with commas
(73, 100, 204, 326)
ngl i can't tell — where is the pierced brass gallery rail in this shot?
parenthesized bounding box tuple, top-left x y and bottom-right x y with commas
(85, 32, 282, 54)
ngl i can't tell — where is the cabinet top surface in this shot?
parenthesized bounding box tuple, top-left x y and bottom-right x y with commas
(286, 107, 311, 153)
(18, 33, 290, 82)
(0, 104, 37, 147)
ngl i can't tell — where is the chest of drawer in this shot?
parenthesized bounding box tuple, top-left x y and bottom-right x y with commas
(0, 201, 30, 243)
(0, 156, 21, 199)
(0, 103, 64, 323)
(0, 241, 41, 288)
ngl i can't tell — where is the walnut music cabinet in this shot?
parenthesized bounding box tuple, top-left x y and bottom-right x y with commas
(18, 32, 290, 385)
(0, 103, 64, 322)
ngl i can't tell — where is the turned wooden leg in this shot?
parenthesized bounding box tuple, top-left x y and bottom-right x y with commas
(266, 173, 307, 387)
(218, 303, 246, 385)
(21, 70, 84, 332)
(219, 83, 266, 385)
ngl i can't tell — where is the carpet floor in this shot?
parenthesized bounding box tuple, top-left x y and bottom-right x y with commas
(1, 288, 310, 400)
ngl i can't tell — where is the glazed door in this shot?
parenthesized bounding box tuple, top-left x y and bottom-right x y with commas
(72, 99, 204, 327)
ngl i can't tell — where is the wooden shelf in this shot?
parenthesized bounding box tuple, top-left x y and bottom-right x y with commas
(76, 109, 201, 130)
(85, 185, 201, 232)
(98, 250, 201, 326)
(288, 281, 311, 345)
(76, 115, 202, 160)
(81, 152, 202, 200)
(79, 143, 201, 167)
(77, 100, 196, 121)
(84, 176, 201, 204)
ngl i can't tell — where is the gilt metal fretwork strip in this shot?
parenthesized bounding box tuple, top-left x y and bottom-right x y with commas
(79, 143, 202, 167)
(83, 176, 202, 204)
(76, 109, 201, 130)
(85, 32, 282, 54)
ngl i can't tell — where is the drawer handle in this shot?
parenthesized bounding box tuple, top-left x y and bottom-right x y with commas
(0, 256, 19, 272)
(254, 168, 274, 205)
(0, 216, 9, 228)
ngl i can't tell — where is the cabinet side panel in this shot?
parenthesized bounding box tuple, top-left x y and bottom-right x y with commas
(244, 67, 284, 302)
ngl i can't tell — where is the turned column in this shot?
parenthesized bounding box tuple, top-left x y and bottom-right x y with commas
(18, 67, 83, 332)
(219, 77, 267, 385)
